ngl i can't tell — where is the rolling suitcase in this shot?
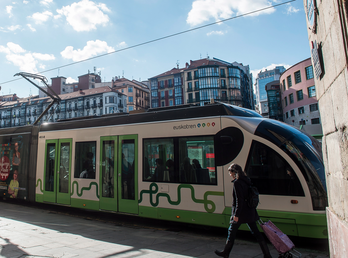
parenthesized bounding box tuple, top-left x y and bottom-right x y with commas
(259, 220, 301, 258)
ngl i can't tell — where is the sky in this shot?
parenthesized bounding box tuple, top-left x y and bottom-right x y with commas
(0, 0, 310, 98)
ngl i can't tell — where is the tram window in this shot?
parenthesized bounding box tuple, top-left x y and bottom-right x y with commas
(245, 141, 304, 196)
(74, 141, 96, 179)
(143, 138, 174, 182)
(179, 137, 215, 184)
(143, 136, 216, 184)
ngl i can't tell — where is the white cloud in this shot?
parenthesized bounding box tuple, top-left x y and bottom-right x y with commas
(206, 30, 225, 36)
(66, 77, 78, 83)
(32, 53, 55, 60)
(7, 42, 26, 54)
(0, 42, 55, 73)
(187, 0, 275, 26)
(287, 5, 300, 14)
(40, 0, 53, 6)
(23, 1, 29, 4)
(27, 24, 36, 31)
(56, 0, 110, 32)
(6, 6, 13, 18)
(29, 11, 53, 24)
(116, 41, 127, 48)
(8, 25, 21, 31)
(60, 40, 115, 62)
(250, 63, 290, 79)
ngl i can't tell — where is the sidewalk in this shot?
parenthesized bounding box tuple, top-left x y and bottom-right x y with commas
(0, 201, 329, 258)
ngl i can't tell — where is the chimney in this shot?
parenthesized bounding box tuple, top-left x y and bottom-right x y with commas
(79, 89, 83, 94)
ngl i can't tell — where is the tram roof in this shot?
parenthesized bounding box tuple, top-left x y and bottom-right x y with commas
(39, 102, 261, 132)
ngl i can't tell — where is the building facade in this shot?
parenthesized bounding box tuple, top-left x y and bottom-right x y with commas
(304, 0, 348, 255)
(265, 80, 283, 121)
(149, 58, 254, 109)
(254, 66, 286, 117)
(280, 58, 322, 136)
(112, 78, 150, 112)
(0, 86, 127, 128)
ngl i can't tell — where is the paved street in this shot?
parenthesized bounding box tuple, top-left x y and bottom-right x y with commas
(0, 201, 329, 258)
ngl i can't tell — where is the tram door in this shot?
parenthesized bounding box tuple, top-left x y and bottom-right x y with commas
(43, 139, 72, 205)
(99, 135, 138, 214)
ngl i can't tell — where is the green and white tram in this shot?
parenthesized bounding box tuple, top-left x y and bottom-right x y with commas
(0, 103, 328, 238)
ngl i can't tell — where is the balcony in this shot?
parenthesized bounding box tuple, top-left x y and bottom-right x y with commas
(187, 98, 200, 103)
(187, 88, 193, 92)
(98, 102, 103, 107)
(230, 96, 242, 101)
(186, 77, 192, 81)
(194, 87, 199, 91)
(118, 104, 123, 108)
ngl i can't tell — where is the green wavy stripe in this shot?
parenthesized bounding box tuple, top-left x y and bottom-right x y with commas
(36, 179, 44, 193)
(139, 183, 224, 213)
(71, 181, 99, 199)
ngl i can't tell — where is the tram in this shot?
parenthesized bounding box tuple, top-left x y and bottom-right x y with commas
(0, 103, 328, 239)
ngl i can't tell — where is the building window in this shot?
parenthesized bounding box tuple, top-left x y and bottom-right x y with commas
(287, 75, 292, 87)
(311, 118, 320, 124)
(161, 91, 165, 99)
(129, 106, 134, 111)
(285, 112, 289, 119)
(289, 93, 294, 104)
(299, 119, 306, 125)
(169, 90, 173, 98)
(187, 72, 192, 80)
(310, 103, 319, 112)
(221, 79, 226, 87)
(290, 110, 295, 116)
(129, 96, 133, 102)
(305, 66, 314, 80)
(284, 96, 288, 106)
(296, 90, 303, 101)
(298, 106, 305, 114)
(294, 71, 301, 84)
(188, 82, 192, 91)
(308, 86, 316, 97)
(128, 87, 133, 92)
(169, 100, 173, 106)
(282, 79, 286, 91)
(194, 81, 199, 90)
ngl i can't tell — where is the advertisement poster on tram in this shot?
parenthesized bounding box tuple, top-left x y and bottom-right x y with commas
(0, 135, 29, 199)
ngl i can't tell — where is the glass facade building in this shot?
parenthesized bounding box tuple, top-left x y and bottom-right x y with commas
(254, 66, 286, 117)
(149, 58, 254, 110)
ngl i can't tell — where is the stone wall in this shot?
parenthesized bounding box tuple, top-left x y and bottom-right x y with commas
(303, 0, 348, 256)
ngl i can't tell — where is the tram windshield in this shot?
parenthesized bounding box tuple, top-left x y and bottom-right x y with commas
(255, 119, 327, 210)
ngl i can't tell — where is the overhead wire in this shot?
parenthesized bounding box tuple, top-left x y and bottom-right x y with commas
(0, 0, 296, 86)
